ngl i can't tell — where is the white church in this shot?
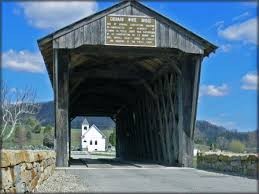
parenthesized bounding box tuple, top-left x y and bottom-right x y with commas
(81, 118, 106, 152)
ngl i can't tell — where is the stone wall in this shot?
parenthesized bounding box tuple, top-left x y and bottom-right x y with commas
(197, 152, 258, 178)
(0, 150, 56, 193)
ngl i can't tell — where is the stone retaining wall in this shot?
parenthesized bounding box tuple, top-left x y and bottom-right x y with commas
(0, 150, 56, 193)
(197, 152, 258, 178)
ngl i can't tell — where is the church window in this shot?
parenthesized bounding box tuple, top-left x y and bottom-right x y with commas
(95, 140, 98, 145)
(90, 140, 92, 145)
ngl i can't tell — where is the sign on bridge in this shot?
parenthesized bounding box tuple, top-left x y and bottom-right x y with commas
(105, 15, 156, 47)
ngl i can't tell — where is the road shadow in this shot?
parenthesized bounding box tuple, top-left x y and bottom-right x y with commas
(69, 157, 169, 168)
(196, 167, 258, 180)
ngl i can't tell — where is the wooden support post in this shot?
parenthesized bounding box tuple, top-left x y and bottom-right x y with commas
(145, 93, 156, 161)
(135, 101, 142, 160)
(150, 92, 161, 162)
(116, 115, 120, 158)
(154, 81, 168, 164)
(190, 56, 202, 139)
(177, 75, 184, 166)
(127, 111, 133, 159)
(168, 73, 178, 165)
(142, 95, 151, 160)
(159, 77, 173, 165)
(54, 49, 70, 167)
(68, 118, 71, 165)
(139, 100, 146, 160)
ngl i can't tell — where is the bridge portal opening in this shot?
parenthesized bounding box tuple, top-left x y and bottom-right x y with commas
(70, 116, 116, 166)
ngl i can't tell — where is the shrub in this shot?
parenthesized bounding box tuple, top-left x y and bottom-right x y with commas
(32, 124, 42, 134)
(216, 136, 228, 151)
(44, 125, 53, 134)
(209, 143, 215, 151)
(26, 130, 32, 140)
(24, 117, 38, 129)
(228, 140, 245, 153)
(109, 132, 116, 146)
(14, 126, 27, 147)
(43, 133, 54, 148)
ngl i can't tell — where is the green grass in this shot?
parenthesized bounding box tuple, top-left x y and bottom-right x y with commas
(71, 128, 81, 147)
(2, 127, 113, 149)
(2, 128, 45, 148)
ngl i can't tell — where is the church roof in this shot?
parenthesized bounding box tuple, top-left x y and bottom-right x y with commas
(82, 118, 89, 126)
(82, 124, 106, 138)
(91, 124, 106, 138)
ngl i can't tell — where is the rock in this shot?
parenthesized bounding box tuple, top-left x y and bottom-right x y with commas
(0, 167, 14, 189)
(31, 175, 40, 189)
(25, 163, 33, 170)
(0, 150, 55, 192)
(0, 152, 11, 168)
(13, 165, 21, 185)
(20, 169, 32, 184)
(16, 181, 27, 193)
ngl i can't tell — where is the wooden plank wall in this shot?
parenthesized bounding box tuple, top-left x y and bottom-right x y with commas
(116, 69, 193, 166)
(53, 5, 204, 55)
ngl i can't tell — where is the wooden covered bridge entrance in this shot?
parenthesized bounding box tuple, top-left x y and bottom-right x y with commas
(38, 0, 217, 167)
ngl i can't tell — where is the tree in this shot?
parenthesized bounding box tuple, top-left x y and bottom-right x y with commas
(109, 131, 116, 146)
(209, 143, 215, 151)
(43, 133, 54, 148)
(24, 117, 39, 131)
(32, 124, 42, 134)
(1, 82, 39, 141)
(14, 125, 27, 148)
(44, 125, 53, 134)
(26, 130, 32, 140)
(228, 140, 245, 153)
(216, 136, 228, 151)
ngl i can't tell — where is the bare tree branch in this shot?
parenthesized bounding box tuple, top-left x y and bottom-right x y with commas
(1, 81, 40, 141)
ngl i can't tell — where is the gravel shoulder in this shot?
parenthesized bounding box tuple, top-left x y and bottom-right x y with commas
(36, 170, 88, 193)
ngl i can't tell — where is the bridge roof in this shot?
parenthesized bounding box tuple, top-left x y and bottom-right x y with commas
(38, 0, 217, 70)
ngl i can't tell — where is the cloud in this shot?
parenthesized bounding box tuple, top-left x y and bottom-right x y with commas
(218, 17, 257, 44)
(232, 11, 249, 22)
(200, 84, 229, 97)
(220, 44, 232, 52)
(9, 88, 17, 93)
(242, 2, 258, 7)
(2, 50, 46, 73)
(214, 20, 224, 28)
(20, 1, 98, 30)
(241, 72, 258, 90)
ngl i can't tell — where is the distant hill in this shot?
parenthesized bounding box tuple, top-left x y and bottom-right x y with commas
(36, 101, 54, 126)
(36, 101, 115, 130)
(36, 101, 257, 149)
(195, 120, 257, 150)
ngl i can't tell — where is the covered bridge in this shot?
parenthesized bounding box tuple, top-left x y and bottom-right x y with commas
(38, 0, 217, 167)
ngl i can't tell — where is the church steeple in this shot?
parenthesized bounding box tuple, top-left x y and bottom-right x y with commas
(82, 118, 89, 131)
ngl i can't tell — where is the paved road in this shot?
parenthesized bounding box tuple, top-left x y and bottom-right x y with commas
(58, 159, 258, 193)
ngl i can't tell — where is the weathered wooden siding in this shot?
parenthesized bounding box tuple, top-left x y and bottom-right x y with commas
(53, 5, 204, 54)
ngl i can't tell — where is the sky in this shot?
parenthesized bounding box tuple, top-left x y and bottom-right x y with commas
(2, 1, 258, 132)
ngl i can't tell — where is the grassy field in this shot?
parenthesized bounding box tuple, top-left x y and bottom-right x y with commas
(3, 130, 46, 148)
(3, 127, 113, 149)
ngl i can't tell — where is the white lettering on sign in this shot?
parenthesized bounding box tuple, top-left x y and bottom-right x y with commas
(105, 15, 156, 47)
